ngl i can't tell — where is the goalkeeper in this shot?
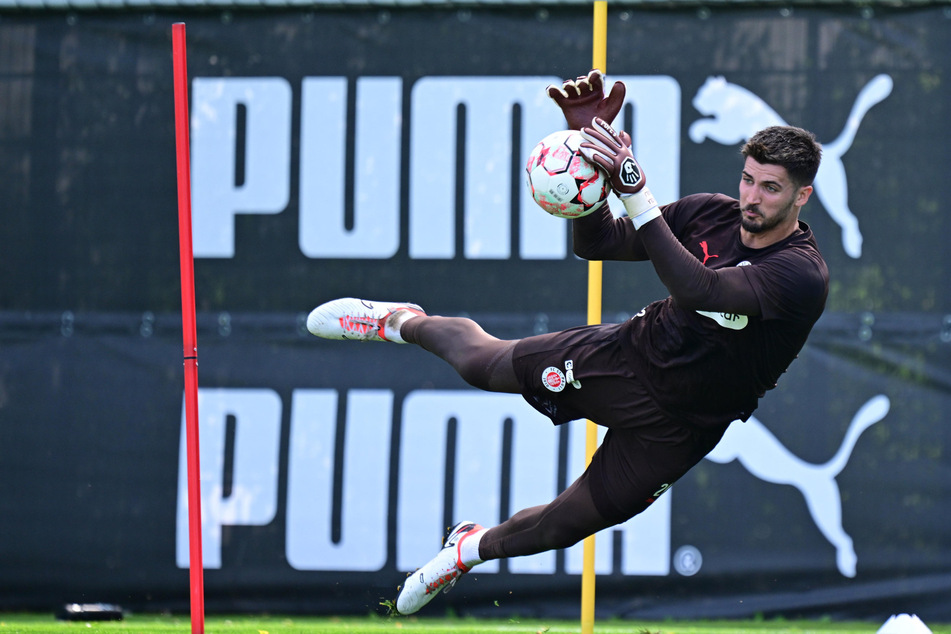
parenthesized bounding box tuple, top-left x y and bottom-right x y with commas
(306, 70, 829, 616)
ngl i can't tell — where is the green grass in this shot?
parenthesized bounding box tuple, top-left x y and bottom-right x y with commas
(1, 614, 949, 634)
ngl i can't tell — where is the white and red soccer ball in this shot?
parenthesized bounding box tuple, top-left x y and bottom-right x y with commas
(525, 129, 610, 219)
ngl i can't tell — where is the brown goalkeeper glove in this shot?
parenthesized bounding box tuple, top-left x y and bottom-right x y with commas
(547, 70, 626, 131)
(580, 117, 661, 228)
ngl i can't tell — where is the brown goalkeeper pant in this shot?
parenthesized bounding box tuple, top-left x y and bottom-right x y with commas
(400, 314, 727, 561)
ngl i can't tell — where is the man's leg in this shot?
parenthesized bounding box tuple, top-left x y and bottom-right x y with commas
(399, 315, 520, 393)
(393, 471, 610, 615)
(393, 465, 614, 615)
(307, 298, 521, 393)
(477, 470, 613, 560)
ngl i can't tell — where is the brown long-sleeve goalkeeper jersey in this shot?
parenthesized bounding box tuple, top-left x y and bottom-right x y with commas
(573, 192, 829, 428)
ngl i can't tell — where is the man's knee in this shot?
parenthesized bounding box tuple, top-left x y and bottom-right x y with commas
(457, 341, 518, 393)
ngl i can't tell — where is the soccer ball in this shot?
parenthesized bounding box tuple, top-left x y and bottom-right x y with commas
(525, 129, 610, 219)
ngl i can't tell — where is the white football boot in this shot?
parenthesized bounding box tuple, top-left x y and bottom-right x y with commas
(394, 521, 484, 615)
(306, 298, 425, 343)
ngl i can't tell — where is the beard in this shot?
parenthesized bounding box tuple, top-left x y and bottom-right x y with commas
(740, 198, 795, 234)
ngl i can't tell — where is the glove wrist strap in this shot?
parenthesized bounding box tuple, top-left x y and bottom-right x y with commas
(620, 187, 661, 229)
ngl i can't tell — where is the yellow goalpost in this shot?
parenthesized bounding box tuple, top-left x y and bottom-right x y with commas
(581, 4, 608, 634)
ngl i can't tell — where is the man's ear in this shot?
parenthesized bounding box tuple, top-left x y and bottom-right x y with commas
(796, 185, 814, 207)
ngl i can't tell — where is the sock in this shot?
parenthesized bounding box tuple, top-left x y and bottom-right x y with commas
(459, 527, 488, 568)
(383, 309, 421, 344)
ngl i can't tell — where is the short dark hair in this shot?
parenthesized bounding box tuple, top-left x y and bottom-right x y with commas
(741, 126, 822, 187)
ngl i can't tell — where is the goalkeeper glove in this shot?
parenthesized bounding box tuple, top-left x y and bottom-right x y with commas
(547, 70, 626, 131)
(580, 117, 661, 229)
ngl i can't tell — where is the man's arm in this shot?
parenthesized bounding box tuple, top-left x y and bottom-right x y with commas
(637, 219, 761, 314)
(571, 204, 649, 262)
(580, 118, 762, 315)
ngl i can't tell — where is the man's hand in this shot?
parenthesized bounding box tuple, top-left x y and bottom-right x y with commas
(579, 117, 644, 195)
(547, 70, 626, 131)
(580, 117, 661, 228)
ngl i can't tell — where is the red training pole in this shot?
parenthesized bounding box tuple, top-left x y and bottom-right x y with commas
(172, 22, 205, 634)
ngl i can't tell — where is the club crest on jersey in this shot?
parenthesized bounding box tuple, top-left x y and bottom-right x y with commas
(542, 366, 567, 392)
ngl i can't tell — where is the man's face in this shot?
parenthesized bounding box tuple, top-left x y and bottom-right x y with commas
(738, 157, 811, 237)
